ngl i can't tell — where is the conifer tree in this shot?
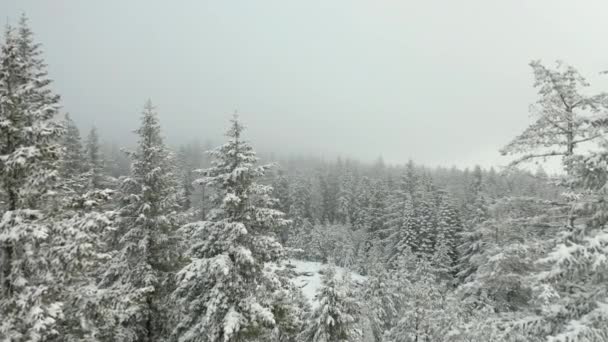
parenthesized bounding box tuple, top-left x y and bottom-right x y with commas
(385, 258, 462, 342)
(85, 127, 105, 190)
(61, 114, 86, 177)
(384, 173, 416, 264)
(51, 188, 117, 341)
(435, 190, 463, 267)
(366, 179, 388, 237)
(98, 100, 181, 341)
(351, 177, 372, 231)
(60, 114, 88, 197)
(517, 145, 608, 341)
(286, 173, 313, 248)
(413, 175, 438, 256)
(171, 115, 290, 342)
(364, 266, 402, 342)
(501, 60, 606, 172)
(0, 19, 63, 341)
(302, 264, 361, 342)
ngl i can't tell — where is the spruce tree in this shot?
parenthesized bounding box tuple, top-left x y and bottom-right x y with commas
(517, 145, 608, 341)
(60, 114, 88, 198)
(61, 114, 86, 177)
(98, 100, 181, 341)
(364, 266, 402, 342)
(385, 258, 462, 342)
(85, 127, 105, 190)
(0, 20, 63, 341)
(435, 190, 463, 267)
(501, 60, 606, 172)
(171, 115, 290, 341)
(384, 173, 416, 264)
(413, 175, 438, 256)
(302, 264, 361, 342)
(286, 173, 313, 255)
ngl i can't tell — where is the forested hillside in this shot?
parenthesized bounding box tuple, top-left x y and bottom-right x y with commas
(1, 16, 607, 342)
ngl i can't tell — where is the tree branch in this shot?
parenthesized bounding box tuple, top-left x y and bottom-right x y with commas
(506, 151, 567, 167)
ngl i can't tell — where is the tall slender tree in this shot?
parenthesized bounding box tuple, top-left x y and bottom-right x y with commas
(0, 19, 63, 340)
(85, 126, 104, 190)
(98, 100, 181, 341)
(60, 114, 88, 197)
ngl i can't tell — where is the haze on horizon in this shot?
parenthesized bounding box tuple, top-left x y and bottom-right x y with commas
(2, 0, 608, 169)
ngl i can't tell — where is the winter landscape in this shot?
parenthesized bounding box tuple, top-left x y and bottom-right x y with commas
(1, 1, 608, 342)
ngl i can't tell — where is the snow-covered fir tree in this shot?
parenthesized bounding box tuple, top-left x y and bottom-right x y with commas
(97, 100, 181, 341)
(301, 264, 362, 342)
(363, 265, 402, 342)
(500, 61, 606, 172)
(59, 114, 89, 199)
(85, 127, 106, 190)
(516, 143, 608, 341)
(384, 173, 416, 264)
(0, 19, 64, 341)
(435, 190, 463, 268)
(385, 257, 462, 342)
(171, 115, 291, 342)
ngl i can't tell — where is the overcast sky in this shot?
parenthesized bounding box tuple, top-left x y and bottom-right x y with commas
(2, 0, 608, 168)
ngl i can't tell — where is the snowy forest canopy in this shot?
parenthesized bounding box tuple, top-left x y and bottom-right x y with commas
(1, 15, 608, 342)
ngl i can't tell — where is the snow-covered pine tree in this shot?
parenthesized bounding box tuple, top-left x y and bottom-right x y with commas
(385, 257, 462, 342)
(413, 175, 438, 256)
(252, 266, 311, 342)
(516, 145, 608, 341)
(97, 100, 181, 341)
(61, 114, 85, 174)
(384, 173, 416, 265)
(286, 173, 313, 258)
(456, 172, 489, 284)
(171, 114, 290, 342)
(435, 190, 463, 269)
(431, 240, 455, 283)
(85, 126, 105, 190)
(15, 14, 60, 118)
(176, 145, 194, 211)
(500, 60, 606, 173)
(457, 217, 537, 314)
(351, 176, 372, 231)
(364, 266, 402, 342)
(272, 168, 291, 216)
(0, 20, 64, 341)
(176, 141, 206, 213)
(50, 189, 117, 341)
(302, 264, 361, 342)
(365, 179, 388, 238)
(336, 166, 356, 225)
(463, 165, 488, 225)
(318, 166, 341, 224)
(272, 168, 291, 243)
(59, 114, 88, 199)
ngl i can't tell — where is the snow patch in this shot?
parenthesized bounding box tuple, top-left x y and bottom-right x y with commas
(285, 260, 366, 308)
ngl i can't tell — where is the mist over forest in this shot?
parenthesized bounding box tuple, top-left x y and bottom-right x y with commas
(1, 2, 608, 342)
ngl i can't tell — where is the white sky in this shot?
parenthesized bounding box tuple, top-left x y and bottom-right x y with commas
(2, 0, 608, 169)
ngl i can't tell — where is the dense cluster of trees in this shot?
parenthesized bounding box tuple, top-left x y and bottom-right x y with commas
(1, 16, 607, 342)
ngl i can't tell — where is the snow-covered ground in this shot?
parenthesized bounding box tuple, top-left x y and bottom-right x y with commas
(284, 260, 366, 308)
(283, 260, 374, 341)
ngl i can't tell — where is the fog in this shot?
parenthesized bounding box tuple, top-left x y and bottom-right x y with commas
(2, 0, 608, 168)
